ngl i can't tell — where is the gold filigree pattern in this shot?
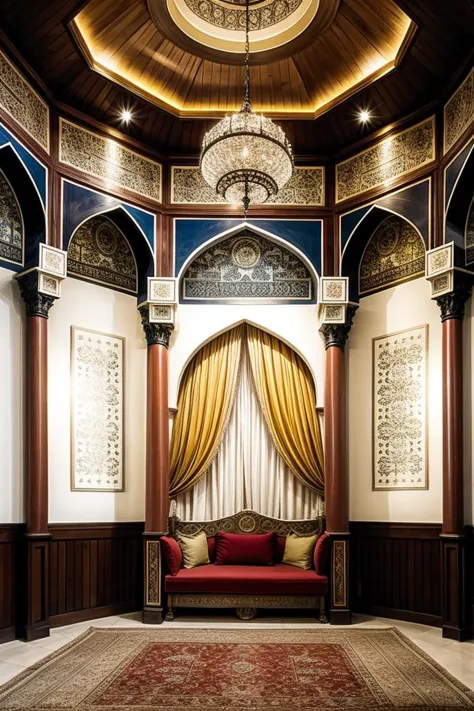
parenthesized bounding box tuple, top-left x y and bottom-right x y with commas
(360, 215, 425, 295)
(68, 215, 137, 293)
(466, 196, 474, 265)
(0, 49, 49, 151)
(171, 166, 324, 205)
(171, 593, 321, 609)
(183, 0, 303, 31)
(336, 118, 435, 203)
(146, 540, 162, 607)
(373, 326, 428, 490)
(444, 66, 474, 154)
(332, 540, 347, 608)
(169, 507, 323, 538)
(59, 119, 162, 202)
(71, 327, 125, 492)
(0, 168, 23, 266)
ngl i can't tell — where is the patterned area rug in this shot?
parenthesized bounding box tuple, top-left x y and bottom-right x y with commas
(0, 628, 473, 710)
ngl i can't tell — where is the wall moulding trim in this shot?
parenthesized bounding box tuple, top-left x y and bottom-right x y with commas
(59, 118, 162, 204)
(170, 166, 325, 207)
(335, 117, 436, 205)
(0, 47, 50, 152)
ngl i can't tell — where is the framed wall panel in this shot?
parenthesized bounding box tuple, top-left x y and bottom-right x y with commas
(71, 326, 125, 492)
(372, 325, 428, 491)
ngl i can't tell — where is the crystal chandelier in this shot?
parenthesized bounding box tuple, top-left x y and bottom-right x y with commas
(199, 0, 294, 216)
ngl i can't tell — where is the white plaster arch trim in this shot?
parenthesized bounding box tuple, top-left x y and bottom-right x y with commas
(0, 141, 46, 216)
(67, 205, 139, 293)
(175, 317, 319, 399)
(176, 220, 320, 288)
(356, 208, 426, 294)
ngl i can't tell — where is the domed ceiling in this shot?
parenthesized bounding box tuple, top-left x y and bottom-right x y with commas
(71, 0, 414, 118)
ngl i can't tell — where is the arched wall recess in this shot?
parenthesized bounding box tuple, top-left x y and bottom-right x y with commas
(178, 223, 318, 304)
(0, 143, 45, 270)
(446, 148, 474, 266)
(0, 168, 23, 268)
(66, 206, 154, 300)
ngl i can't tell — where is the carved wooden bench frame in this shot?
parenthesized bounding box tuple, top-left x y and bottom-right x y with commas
(165, 504, 327, 622)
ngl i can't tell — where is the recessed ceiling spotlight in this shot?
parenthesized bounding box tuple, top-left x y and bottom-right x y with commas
(358, 109, 371, 124)
(121, 109, 133, 123)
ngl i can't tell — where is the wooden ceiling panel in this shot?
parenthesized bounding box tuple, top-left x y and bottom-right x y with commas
(0, 0, 472, 157)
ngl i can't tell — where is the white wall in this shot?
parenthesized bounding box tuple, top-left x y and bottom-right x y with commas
(348, 277, 443, 523)
(48, 278, 146, 522)
(0, 267, 24, 523)
(169, 304, 326, 409)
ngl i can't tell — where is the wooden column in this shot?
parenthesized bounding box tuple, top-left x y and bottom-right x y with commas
(140, 307, 173, 625)
(436, 283, 472, 641)
(17, 271, 55, 641)
(319, 307, 356, 625)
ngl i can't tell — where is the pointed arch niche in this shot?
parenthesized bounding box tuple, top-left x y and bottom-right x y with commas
(341, 207, 426, 301)
(179, 225, 317, 304)
(172, 321, 324, 520)
(0, 168, 23, 267)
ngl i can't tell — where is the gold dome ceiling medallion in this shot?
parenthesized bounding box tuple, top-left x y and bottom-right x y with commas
(200, 0, 294, 215)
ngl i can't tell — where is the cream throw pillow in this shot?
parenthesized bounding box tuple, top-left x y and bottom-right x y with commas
(179, 531, 210, 569)
(282, 533, 318, 570)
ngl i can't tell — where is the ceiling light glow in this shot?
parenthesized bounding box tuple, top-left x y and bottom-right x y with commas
(121, 109, 133, 123)
(358, 109, 371, 123)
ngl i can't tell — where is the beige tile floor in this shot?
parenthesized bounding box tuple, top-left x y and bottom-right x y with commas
(0, 612, 473, 691)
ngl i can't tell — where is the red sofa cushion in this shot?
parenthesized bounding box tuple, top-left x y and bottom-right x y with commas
(207, 535, 216, 562)
(216, 531, 275, 566)
(165, 563, 328, 596)
(314, 531, 330, 574)
(274, 536, 286, 563)
(161, 536, 182, 576)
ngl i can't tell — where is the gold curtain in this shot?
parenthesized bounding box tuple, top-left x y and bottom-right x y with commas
(169, 325, 244, 496)
(245, 324, 324, 496)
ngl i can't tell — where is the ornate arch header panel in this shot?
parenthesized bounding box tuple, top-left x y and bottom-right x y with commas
(180, 227, 316, 304)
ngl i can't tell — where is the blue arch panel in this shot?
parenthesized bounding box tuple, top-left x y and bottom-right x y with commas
(0, 123, 46, 208)
(445, 138, 474, 208)
(62, 181, 154, 254)
(174, 218, 322, 276)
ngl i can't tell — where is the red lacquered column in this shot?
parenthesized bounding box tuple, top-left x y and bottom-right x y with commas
(437, 285, 471, 641)
(320, 307, 356, 625)
(140, 307, 173, 625)
(18, 271, 55, 641)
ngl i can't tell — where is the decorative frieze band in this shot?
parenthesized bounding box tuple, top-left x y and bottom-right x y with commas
(444, 66, 474, 154)
(0, 48, 49, 151)
(171, 166, 325, 206)
(59, 119, 162, 202)
(335, 117, 435, 203)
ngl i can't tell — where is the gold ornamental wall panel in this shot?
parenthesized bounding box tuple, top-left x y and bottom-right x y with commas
(0, 49, 49, 151)
(59, 119, 162, 202)
(171, 166, 325, 206)
(444, 66, 474, 154)
(336, 117, 435, 204)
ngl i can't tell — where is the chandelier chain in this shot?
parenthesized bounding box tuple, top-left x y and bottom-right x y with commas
(242, 0, 251, 113)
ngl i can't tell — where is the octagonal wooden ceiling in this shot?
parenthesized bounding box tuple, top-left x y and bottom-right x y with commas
(70, 0, 414, 119)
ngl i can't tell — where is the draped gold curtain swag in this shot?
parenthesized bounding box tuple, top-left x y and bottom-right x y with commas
(169, 323, 324, 497)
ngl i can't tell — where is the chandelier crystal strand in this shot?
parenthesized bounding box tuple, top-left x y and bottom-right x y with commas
(199, 0, 294, 215)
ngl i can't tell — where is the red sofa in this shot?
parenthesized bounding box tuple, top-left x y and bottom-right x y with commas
(161, 509, 329, 621)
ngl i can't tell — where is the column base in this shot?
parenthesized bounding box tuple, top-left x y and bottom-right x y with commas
(22, 623, 50, 643)
(143, 607, 164, 625)
(329, 533, 351, 626)
(18, 534, 51, 643)
(441, 534, 469, 641)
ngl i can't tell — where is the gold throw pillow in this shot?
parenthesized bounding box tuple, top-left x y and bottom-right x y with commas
(179, 531, 210, 569)
(282, 533, 318, 570)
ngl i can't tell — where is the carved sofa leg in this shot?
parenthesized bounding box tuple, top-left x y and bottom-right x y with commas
(319, 595, 328, 624)
(165, 594, 175, 621)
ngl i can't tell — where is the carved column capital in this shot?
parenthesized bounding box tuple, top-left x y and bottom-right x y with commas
(436, 280, 472, 322)
(139, 305, 174, 348)
(17, 271, 55, 318)
(319, 305, 358, 349)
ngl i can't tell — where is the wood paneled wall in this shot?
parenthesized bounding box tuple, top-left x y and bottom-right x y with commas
(0, 525, 22, 643)
(350, 522, 443, 626)
(48, 523, 144, 627)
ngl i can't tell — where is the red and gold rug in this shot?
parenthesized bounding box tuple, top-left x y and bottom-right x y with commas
(0, 628, 473, 710)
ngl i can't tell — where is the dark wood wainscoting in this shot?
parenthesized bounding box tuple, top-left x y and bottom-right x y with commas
(350, 522, 443, 627)
(0, 524, 23, 643)
(48, 523, 144, 627)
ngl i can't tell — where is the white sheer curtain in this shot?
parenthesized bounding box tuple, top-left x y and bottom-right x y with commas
(176, 347, 323, 520)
